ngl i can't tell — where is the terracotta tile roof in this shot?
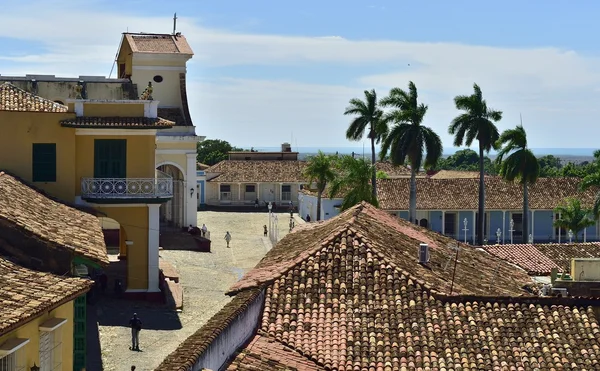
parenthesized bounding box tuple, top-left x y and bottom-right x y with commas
(222, 203, 600, 370)
(0, 172, 108, 266)
(431, 170, 481, 179)
(374, 161, 412, 177)
(229, 202, 531, 297)
(0, 256, 92, 336)
(126, 33, 194, 55)
(484, 243, 562, 275)
(157, 108, 187, 126)
(378, 176, 596, 210)
(196, 162, 210, 171)
(155, 288, 262, 371)
(536, 242, 600, 272)
(60, 116, 174, 129)
(226, 333, 323, 371)
(206, 160, 307, 183)
(0, 83, 68, 112)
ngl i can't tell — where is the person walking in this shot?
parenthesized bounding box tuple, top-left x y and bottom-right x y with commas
(201, 223, 207, 237)
(129, 313, 142, 351)
(263, 225, 268, 237)
(224, 231, 232, 248)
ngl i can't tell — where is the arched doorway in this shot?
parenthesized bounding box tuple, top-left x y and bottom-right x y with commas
(419, 219, 429, 228)
(157, 163, 185, 228)
(99, 217, 122, 256)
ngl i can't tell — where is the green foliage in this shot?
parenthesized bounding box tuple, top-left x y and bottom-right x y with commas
(329, 156, 378, 210)
(196, 139, 243, 166)
(376, 170, 389, 179)
(495, 125, 540, 185)
(553, 198, 596, 242)
(435, 149, 497, 174)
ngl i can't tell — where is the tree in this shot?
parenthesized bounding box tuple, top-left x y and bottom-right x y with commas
(196, 139, 243, 166)
(579, 150, 600, 217)
(553, 198, 595, 242)
(449, 83, 502, 246)
(376, 170, 389, 179)
(436, 149, 497, 174)
(344, 89, 385, 199)
(303, 151, 337, 221)
(329, 156, 378, 210)
(495, 125, 540, 243)
(379, 81, 443, 224)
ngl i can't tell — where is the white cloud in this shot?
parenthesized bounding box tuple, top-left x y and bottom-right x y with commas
(1, 1, 600, 149)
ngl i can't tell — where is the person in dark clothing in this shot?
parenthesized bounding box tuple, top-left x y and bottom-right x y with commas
(263, 225, 268, 237)
(129, 313, 142, 351)
(131, 367, 136, 371)
(306, 214, 311, 222)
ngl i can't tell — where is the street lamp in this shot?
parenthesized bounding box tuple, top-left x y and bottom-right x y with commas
(462, 218, 468, 244)
(568, 229, 573, 243)
(496, 228, 501, 245)
(509, 219, 515, 244)
(528, 233, 533, 244)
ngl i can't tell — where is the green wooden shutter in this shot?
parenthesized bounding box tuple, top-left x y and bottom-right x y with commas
(94, 140, 127, 178)
(73, 294, 87, 370)
(32, 143, 57, 182)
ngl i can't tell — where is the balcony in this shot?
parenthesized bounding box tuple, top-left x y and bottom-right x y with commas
(81, 171, 173, 204)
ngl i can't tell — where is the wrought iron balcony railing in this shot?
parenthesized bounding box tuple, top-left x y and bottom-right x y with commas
(81, 171, 173, 200)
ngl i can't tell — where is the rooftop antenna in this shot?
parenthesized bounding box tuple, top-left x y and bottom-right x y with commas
(520, 112, 523, 126)
(172, 13, 178, 35)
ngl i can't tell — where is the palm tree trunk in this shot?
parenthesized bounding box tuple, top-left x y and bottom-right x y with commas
(370, 136, 377, 199)
(477, 143, 485, 246)
(523, 181, 529, 244)
(316, 190, 322, 221)
(409, 166, 417, 224)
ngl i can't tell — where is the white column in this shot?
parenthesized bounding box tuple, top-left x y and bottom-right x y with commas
(441, 211, 445, 235)
(148, 204, 161, 292)
(502, 211, 506, 244)
(472, 210, 476, 245)
(186, 153, 197, 227)
(257, 183, 261, 202)
(531, 210, 535, 243)
(238, 183, 242, 201)
(558, 212, 561, 243)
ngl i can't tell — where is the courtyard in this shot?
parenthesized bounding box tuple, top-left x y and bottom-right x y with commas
(89, 211, 298, 371)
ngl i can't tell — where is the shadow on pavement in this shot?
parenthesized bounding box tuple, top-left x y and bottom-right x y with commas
(95, 296, 183, 330)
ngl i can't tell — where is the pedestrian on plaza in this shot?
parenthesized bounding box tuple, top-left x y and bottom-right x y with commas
(224, 231, 232, 248)
(255, 197, 259, 208)
(306, 214, 311, 222)
(201, 223, 207, 237)
(131, 367, 136, 371)
(263, 225, 268, 237)
(128, 313, 142, 351)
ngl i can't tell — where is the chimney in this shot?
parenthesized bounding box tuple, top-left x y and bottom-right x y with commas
(281, 142, 291, 152)
(418, 243, 430, 264)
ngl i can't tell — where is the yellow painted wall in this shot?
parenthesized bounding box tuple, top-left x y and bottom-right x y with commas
(0, 300, 76, 371)
(0, 112, 77, 201)
(156, 153, 187, 177)
(117, 39, 134, 77)
(132, 58, 188, 67)
(156, 141, 197, 151)
(75, 135, 156, 194)
(131, 69, 183, 107)
(83, 103, 144, 117)
(97, 206, 149, 290)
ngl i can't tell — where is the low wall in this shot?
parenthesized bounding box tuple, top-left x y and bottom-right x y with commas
(191, 289, 265, 371)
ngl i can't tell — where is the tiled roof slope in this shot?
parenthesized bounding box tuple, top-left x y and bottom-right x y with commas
(374, 162, 413, 177)
(0, 256, 92, 336)
(484, 244, 562, 275)
(206, 160, 307, 183)
(125, 33, 194, 55)
(378, 176, 596, 210)
(155, 288, 262, 371)
(226, 334, 323, 371)
(0, 83, 68, 112)
(0, 172, 108, 265)
(431, 170, 480, 179)
(536, 242, 600, 272)
(60, 116, 174, 129)
(228, 202, 531, 297)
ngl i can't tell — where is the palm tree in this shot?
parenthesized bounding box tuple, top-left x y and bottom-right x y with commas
(379, 81, 443, 224)
(495, 125, 540, 243)
(449, 83, 502, 246)
(329, 155, 378, 211)
(554, 198, 595, 242)
(579, 150, 600, 217)
(344, 89, 385, 199)
(303, 151, 337, 221)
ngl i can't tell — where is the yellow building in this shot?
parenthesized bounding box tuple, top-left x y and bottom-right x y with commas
(0, 30, 202, 230)
(0, 256, 92, 371)
(0, 82, 172, 298)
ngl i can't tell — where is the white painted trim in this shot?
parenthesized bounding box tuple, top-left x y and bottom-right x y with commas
(156, 135, 202, 143)
(74, 101, 83, 116)
(67, 99, 154, 104)
(186, 153, 198, 226)
(156, 161, 186, 181)
(133, 65, 187, 72)
(39, 318, 67, 332)
(156, 149, 197, 155)
(75, 128, 157, 136)
(148, 204, 161, 292)
(0, 338, 30, 356)
(75, 196, 153, 207)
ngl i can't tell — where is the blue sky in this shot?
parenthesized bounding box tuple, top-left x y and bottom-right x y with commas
(1, 1, 600, 149)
